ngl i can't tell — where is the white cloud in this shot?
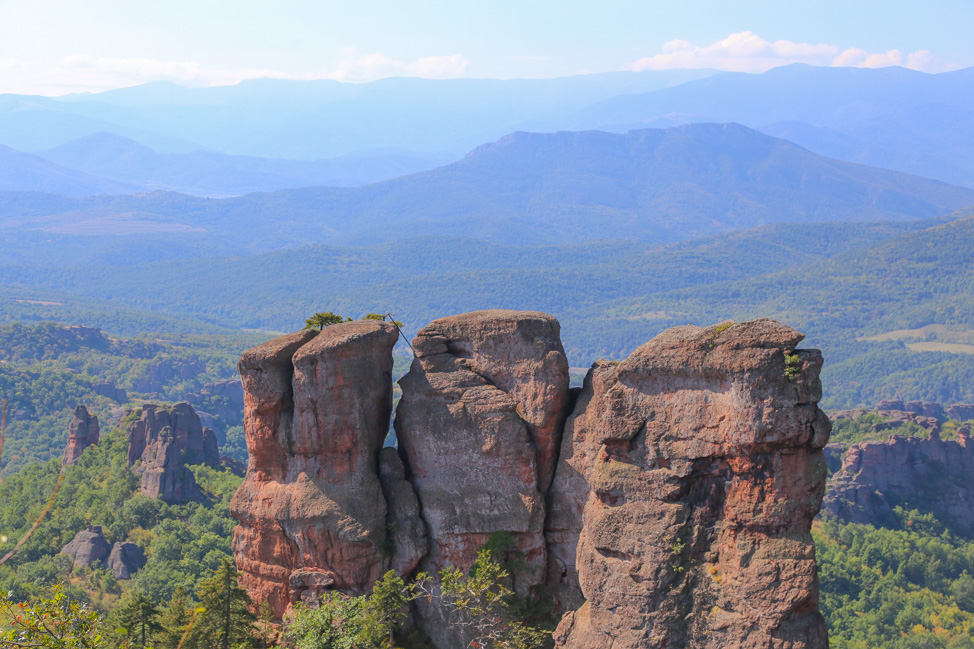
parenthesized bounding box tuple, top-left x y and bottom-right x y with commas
(322, 52, 468, 82)
(0, 52, 470, 95)
(624, 31, 955, 74)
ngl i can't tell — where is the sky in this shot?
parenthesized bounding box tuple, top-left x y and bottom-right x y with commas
(1, 0, 971, 95)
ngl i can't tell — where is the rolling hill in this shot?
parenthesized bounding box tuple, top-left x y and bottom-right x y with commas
(0, 143, 140, 195)
(36, 133, 444, 196)
(2, 123, 972, 266)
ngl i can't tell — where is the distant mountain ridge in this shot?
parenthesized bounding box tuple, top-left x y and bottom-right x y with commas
(569, 64, 974, 187)
(1, 123, 972, 259)
(36, 133, 444, 196)
(0, 143, 140, 195)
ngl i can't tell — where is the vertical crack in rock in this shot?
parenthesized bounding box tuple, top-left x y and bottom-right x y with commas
(395, 309, 570, 649)
(547, 319, 830, 649)
(231, 323, 404, 617)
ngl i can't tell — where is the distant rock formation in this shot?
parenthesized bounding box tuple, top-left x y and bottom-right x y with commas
(139, 427, 204, 503)
(108, 542, 146, 580)
(126, 403, 220, 470)
(92, 381, 127, 403)
(62, 405, 100, 466)
(230, 322, 400, 617)
(871, 399, 974, 423)
(823, 425, 974, 534)
(231, 313, 829, 649)
(125, 402, 219, 503)
(61, 525, 111, 568)
(395, 310, 570, 648)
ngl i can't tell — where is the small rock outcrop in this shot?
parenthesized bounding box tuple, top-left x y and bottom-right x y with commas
(549, 320, 829, 649)
(62, 405, 100, 466)
(395, 310, 570, 649)
(61, 525, 111, 568)
(823, 426, 974, 534)
(126, 403, 221, 470)
(108, 542, 146, 580)
(125, 402, 218, 502)
(139, 428, 204, 502)
(92, 381, 127, 403)
(231, 321, 400, 618)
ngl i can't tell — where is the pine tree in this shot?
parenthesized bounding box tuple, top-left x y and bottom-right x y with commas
(155, 587, 192, 649)
(111, 591, 161, 649)
(192, 558, 258, 649)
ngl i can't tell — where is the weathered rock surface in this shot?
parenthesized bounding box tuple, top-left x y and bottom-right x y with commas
(948, 404, 974, 422)
(62, 405, 99, 466)
(823, 425, 974, 534)
(231, 322, 399, 618)
(126, 403, 221, 470)
(378, 447, 428, 578)
(549, 320, 829, 649)
(139, 427, 203, 502)
(108, 542, 146, 580)
(395, 309, 570, 649)
(125, 402, 219, 502)
(92, 381, 127, 403)
(61, 525, 111, 568)
(230, 312, 830, 649)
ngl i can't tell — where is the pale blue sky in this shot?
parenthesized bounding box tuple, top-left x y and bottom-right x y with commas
(1, 0, 970, 94)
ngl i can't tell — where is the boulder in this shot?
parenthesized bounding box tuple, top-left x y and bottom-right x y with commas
(62, 405, 99, 466)
(108, 542, 146, 580)
(61, 525, 111, 568)
(548, 320, 830, 649)
(395, 309, 570, 649)
(231, 321, 399, 618)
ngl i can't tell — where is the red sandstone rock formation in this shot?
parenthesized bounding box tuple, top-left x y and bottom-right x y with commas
(62, 405, 99, 466)
(231, 322, 400, 617)
(549, 320, 830, 649)
(230, 312, 830, 649)
(394, 309, 570, 649)
(824, 425, 974, 534)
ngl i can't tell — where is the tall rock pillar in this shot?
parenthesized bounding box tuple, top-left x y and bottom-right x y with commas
(231, 321, 400, 617)
(549, 320, 830, 649)
(395, 309, 571, 649)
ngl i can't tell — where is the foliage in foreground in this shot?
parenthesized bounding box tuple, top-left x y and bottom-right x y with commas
(285, 550, 549, 649)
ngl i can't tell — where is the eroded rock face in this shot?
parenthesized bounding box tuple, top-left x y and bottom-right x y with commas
(549, 320, 830, 649)
(126, 403, 221, 470)
(230, 312, 830, 649)
(61, 525, 111, 568)
(378, 447, 428, 578)
(62, 405, 100, 466)
(125, 402, 218, 503)
(139, 427, 203, 503)
(231, 322, 400, 618)
(823, 426, 974, 534)
(394, 309, 570, 649)
(108, 542, 146, 580)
